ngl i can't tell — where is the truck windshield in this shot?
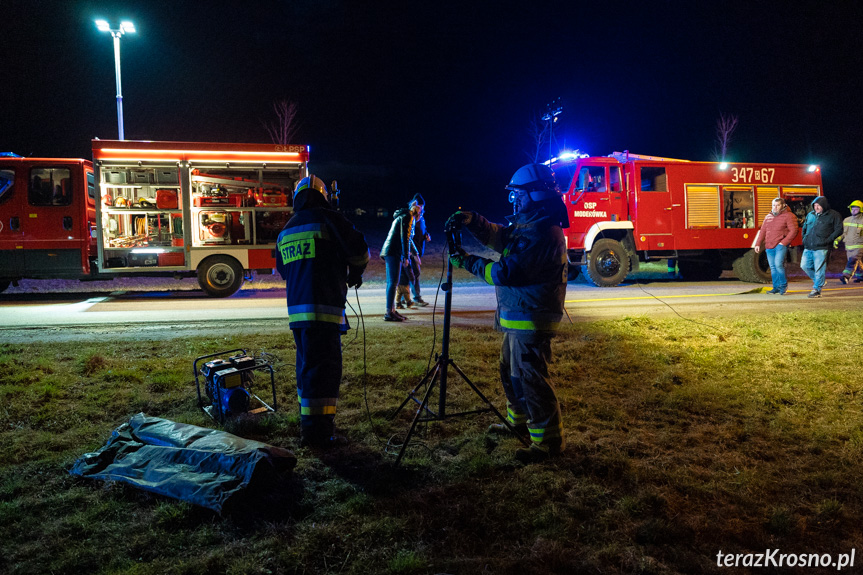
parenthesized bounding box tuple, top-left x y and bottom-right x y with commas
(575, 166, 606, 193)
(551, 163, 577, 193)
(0, 169, 13, 204)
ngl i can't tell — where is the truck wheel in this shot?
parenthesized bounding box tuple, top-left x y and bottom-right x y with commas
(732, 248, 771, 283)
(0, 280, 10, 294)
(582, 239, 630, 287)
(677, 254, 723, 281)
(197, 256, 244, 297)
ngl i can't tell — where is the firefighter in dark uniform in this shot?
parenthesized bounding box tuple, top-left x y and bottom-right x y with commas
(276, 175, 369, 448)
(448, 163, 569, 463)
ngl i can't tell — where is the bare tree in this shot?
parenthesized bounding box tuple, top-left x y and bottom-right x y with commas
(713, 112, 739, 161)
(525, 112, 549, 163)
(263, 99, 300, 145)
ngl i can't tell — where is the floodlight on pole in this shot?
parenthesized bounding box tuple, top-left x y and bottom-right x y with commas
(541, 97, 563, 162)
(95, 19, 135, 140)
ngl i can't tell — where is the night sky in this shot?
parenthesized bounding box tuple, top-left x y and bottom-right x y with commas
(2, 0, 862, 225)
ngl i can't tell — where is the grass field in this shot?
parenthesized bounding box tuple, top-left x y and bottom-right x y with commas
(1, 310, 862, 574)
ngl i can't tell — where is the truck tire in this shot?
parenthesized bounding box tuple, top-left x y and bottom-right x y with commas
(197, 255, 244, 297)
(582, 239, 630, 287)
(677, 254, 723, 281)
(732, 248, 771, 283)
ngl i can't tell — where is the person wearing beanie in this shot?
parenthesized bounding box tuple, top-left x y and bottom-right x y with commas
(409, 194, 431, 306)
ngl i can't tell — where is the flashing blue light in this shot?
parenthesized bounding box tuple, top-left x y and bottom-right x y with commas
(719, 162, 728, 169)
(808, 165, 818, 172)
(544, 150, 589, 165)
(1, 152, 23, 157)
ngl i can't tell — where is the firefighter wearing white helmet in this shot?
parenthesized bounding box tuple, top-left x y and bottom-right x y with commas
(276, 174, 370, 448)
(446, 163, 569, 463)
(836, 199, 863, 283)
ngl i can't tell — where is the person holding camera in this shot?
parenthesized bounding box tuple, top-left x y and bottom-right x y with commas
(448, 163, 569, 463)
(276, 175, 369, 449)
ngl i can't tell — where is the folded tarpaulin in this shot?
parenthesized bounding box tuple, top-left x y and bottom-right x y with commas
(70, 412, 296, 513)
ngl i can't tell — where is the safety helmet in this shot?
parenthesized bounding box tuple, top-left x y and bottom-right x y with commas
(505, 163, 560, 203)
(849, 200, 863, 210)
(293, 174, 328, 201)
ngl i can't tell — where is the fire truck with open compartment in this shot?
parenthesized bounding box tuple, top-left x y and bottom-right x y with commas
(0, 140, 309, 296)
(552, 151, 823, 286)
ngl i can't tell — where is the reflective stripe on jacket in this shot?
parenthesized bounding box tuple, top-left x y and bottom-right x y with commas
(276, 191, 369, 330)
(840, 214, 863, 250)
(463, 209, 567, 335)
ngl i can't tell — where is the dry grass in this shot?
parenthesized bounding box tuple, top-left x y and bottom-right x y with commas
(1, 310, 862, 574)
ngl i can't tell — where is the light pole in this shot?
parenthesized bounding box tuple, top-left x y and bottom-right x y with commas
(541, 97, 562, 162)
(95, 20, 135, 140)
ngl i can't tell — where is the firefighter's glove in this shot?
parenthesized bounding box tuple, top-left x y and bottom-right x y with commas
(446, 210, 474, 231)
(347, 268, 363, 289)
(450, 247, 468, 269)
(834, 239, 841, 249)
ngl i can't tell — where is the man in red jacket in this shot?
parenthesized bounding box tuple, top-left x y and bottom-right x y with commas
(752, 197, 799, 295)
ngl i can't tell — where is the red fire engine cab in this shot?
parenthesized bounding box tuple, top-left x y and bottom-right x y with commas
(552, 151, 823, 286)
(0, 141, 309, 296)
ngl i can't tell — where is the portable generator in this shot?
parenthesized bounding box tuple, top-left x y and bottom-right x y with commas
(193, 349, 278, 423)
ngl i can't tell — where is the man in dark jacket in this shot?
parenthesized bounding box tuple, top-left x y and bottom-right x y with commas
(448, 163, 569, 463)
(276, 176, 369, 448)
(800, 196, 843, 298)
(410, 193, 432, 306)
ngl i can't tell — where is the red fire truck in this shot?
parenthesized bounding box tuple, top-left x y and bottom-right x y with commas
(552, 151, 823, 286)
(0, 140, 309, 296)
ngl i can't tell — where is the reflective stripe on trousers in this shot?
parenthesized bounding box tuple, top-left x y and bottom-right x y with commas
(292, 326, 342, 436)
(498, 332, 564, 451)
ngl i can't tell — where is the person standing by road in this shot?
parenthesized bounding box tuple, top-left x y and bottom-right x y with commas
(410, 193, 432, 306)
(800, 196, 843, 298)
(448, 163, 569, 464)
(276, 176, 369, 448)
(381, 199, 420, 321)
(835, 200, 863, 284)
(752, 197, 799, 295)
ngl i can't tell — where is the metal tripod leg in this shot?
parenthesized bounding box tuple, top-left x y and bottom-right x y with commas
(448, 359, 530, 447)
(394, 359, 443, 465)
(390, 362, 440, 420)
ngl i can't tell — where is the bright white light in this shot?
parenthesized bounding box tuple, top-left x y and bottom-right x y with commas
(808, 165, 818, 172)
(95, 19, 110, 32)
(719, 162, 728, 170)
(120, 21, 136, 33)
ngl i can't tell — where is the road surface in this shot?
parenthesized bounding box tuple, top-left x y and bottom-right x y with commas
(2, 277, 861, 343)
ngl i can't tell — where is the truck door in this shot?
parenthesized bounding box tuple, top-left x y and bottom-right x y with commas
(568, 164, 625, 245)
(22, 165, 85, 275)
(0, 165, 24, 276)
(634, 165, 675, 250)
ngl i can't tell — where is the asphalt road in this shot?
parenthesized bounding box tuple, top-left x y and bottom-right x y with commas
(2, 277, 861, 343)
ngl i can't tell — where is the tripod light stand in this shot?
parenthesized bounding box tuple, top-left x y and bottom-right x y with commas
(389, 223, 529, 465)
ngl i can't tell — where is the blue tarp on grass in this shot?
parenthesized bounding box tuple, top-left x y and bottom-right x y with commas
(70, 413, 296, 513)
